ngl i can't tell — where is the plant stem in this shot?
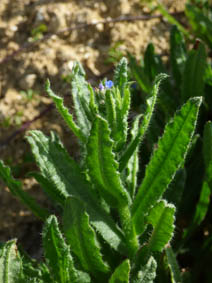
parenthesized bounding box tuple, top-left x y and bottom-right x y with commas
(156, 1, 190, 38)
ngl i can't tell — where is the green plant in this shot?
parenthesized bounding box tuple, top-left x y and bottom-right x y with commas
(105, 41, 125, 64)
(128, 25, 212, 282)
(141, 0, 212, 49)
(30, 24, 48, 42)
(0, 111, 24, 128)
(0, 58, 202, 282)
(20, 89, 38, 101)
(0, 116, 12, 128)
(185, 1, 212, 49)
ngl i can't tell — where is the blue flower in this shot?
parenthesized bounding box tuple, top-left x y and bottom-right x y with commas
(131, 82, 137, 90)
(105, 80, 113, 89)
(98, 83, 105, 90)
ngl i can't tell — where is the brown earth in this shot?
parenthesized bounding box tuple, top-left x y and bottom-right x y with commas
(0, 0, 186, 257)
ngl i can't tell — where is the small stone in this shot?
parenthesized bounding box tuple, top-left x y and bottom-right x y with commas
(57, 49, 73, 62)
(19, 74, 37, 90)
(96, 23, 104, 32)
(10, 25, 18, 32)
(35, 8, 45, 23)
(99, 3, 107, 13)
(48, 12, 66, 32)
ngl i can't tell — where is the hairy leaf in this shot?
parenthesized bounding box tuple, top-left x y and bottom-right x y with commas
(0, 240, 22, 283)
(128, 53, 151, 93)
(125, 115, 141, 198)
(164, 168, 186, 210)
(165, 246, 182, 283)
(0, 160, 49, 221)
(113, 57, 128, 97)
(105, 87, 128, 151)
(133, 256, 157, 283)
(86, 115, 130, 207)
(144, 43, 165, 82)
(71, 62, 92, 138)
(114, 87, 131, 151)
(88, 84, 98, 116)
(181, 42, 206, 102)
(119, 73, 168, 172)
(170, 25, 187, 86)
(42, 215, 81, 283)
(109, 259, 130, 283)
(29, 171, 66, 206)
(147, 200, 175, 252)
(105, 89, 118, 143)
(63, 197, 110, 276)
(27, 130, 126, 253)
(45, 80, 85, 142)
(21, 253, 52, 283)
(132, 97, 202, 234)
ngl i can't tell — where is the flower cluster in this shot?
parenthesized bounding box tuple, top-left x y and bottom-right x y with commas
(98, 80, 114, 91)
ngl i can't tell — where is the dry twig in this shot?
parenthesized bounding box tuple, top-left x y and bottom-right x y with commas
(0, 13, 184, 65)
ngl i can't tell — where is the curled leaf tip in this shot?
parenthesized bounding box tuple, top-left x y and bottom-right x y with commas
(45, 78, 50, 89)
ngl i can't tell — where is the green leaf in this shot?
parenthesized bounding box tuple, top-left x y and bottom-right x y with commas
(45, 80, 86, 142)
(21, 251, 52, 283)
(203, 121, 212, 170)
(184, 121, 212, 239)
(105, 89, 118, 143)
(164, 168, 186, 210)
(156, 2, 189, 37)
(119, 73, 168, 172)
(0, 240, 22, 283)
(105, 85, 130, 152)
(121, 86, 131, 120)
(109, 259, 130, 283)
(183, 178, 211, 241)
(144, 43, 165, 82)
(63, 197, 110, 276)
(29, 171, 66, 206)
(192, 180, 211, 225)
(170, 25, 187, 86)
(113, 57, 128, 97)
(0, 160, 49, 221)
(132, 97, 202, 235)
(26, 131, 70, 202)
(165, 246, 182, 283)
(147, 200, 175, 252)
(88, 83, 98, 115)
(71, 62, 92, 138)
(125, 115, 141, 198)
(27, 130, 125, 253)
(86, 115, 130, 207)
(181, 42, 206, 102)
(43, 215, 84, 283)
(114, 87, 131, 151)
(186, 4, 212, 48)
(133, 256, 157, 283)
(128, 53, 152, 93)
(143, 45, 175, 118)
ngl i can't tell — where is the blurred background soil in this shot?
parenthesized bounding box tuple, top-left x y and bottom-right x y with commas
(0, 0, 186, 257)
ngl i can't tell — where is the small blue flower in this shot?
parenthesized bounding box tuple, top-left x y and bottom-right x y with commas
(105, 80, 113, 89)
(98, 83, 105, 90)
(131, 82, 137, 90)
